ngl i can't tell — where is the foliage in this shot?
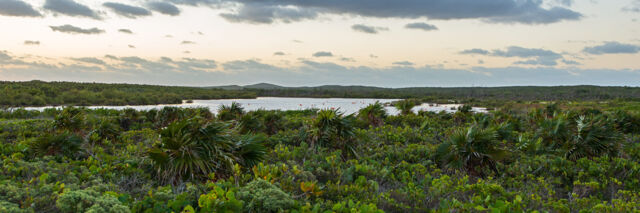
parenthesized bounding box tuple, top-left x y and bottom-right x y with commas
(0, 80, 256, 107)
(236, 179, 296, 212)
(358, 101, 387, 128)
(2, 100, 640, 212)
(394, 99, 416, 115)
(436, 126, 507, 177)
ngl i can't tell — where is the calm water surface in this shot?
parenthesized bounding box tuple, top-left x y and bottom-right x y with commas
(22, 97, 487, 115)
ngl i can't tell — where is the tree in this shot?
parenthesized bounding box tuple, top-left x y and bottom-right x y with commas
(436, 126, 507, 177)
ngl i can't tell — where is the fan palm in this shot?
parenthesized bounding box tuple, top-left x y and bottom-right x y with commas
(358, 101, 387, 127)
(394, 99, 416, 115)
(311, 109, 357, 157)
(149, 118, 263, 184)
(535, 113, 572, 149)
(233, 134, 267, 168)
(30, 132, 83, 159)
(218, 102, 244, 121)
(564, 115, 621, 160)
(436, 126, 507, 177)
(53, 107, 84, 132)
(238, 113, 264, 134)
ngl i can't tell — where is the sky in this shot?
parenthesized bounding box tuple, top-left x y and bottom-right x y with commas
(0, 0, 639, 87)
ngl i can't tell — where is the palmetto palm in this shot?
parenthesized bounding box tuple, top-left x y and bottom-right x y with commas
(358, 101, 387, 127)
(149, 118, 265, 184)
(436, 126, 507, 177)
(218, 102, 244, 121)
(394, 99, 416, 115)
(233, 134, 267, 168)
(238, 113, 264, 134)
(311, 109, 357, 157)
(31, 132, 83, 159)
(564, 115, 621, 160)
(535, 113, 572, 149)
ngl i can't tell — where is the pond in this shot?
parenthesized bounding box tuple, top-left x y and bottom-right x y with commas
(20, 97, 487, 115)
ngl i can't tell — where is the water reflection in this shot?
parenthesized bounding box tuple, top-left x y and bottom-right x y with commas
(21, 97, 487, 115)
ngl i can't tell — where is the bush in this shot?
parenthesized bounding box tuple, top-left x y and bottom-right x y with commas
(236, 179, 296, 212)
(56, 189, 130, 213)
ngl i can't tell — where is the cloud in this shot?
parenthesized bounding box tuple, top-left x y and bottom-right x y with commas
(148, 2, 181, 16)
(24, 40, 40, 45)
(562, 59, 580, 65)
(622, 0, 640, 12)
(583, 42, 640, 55)
(312, 51, 333, 57)
(554, 0, 573, 6)
(0, 0, 41, 17)
(44, 0, 99, 19)
(192, 0, 581, 25)
(392, 61, 414, 66)
(460, 48, 490, 55)
(273, 51, 285, 56)
(118, 29, 133, 34)
(220, 2, 318, 24)
(0, 51, 12, 61)
(487, 6, 582, 24)
(461, 46, 564, 66)
(50, 25, 105, 35)
(405, 22, 438, 31)
(340, 57, 355, 62)
(181, 40, 196, 45)
(2, 51, 640, 87)
(72, 57, 106, 65)
(128, 45, 136, 48)
(103, 2, 152, 18)
(351, 24, 388, 34)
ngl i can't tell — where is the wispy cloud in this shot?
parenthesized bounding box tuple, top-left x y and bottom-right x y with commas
(103, 2, 151, 19)
(583, 42, 640, 55)
(148, 2, 181, 16)
(405, 22, 438, 31)
(351, 24, 388, 34)
(312, 51, 333, 57)
(0, 0, 41, 17)
(24, 40, 40, 45)
(49, 25, 105, 35)
(43, 0, 100, 19)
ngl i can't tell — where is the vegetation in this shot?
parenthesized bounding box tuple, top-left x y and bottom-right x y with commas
(5, 81, 640, 108)
(0, 80, 256, 106)
(231, 84, 640, 103)
(1, 99, 640, 212)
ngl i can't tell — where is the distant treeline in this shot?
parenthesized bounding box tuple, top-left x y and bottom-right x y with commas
(246, 85, 640, 102)
(0, 81, 256, 107)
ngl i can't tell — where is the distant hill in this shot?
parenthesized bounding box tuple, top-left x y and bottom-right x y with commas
(244, 83, 284, 90)
(208, 83, 283, 90)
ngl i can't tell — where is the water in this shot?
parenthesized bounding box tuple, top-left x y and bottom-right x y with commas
(20, 97, 487, 115)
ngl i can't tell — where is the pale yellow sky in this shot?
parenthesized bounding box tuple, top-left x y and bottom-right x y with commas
(0, 0, 639, 87)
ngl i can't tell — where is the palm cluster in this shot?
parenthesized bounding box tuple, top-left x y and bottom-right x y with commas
(394, 99, 417, 115)
(436, 126, 507, 177)
(148, 118, 266, 185)
(358, 101, 387, 127)
(311, 109, 357, 156)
